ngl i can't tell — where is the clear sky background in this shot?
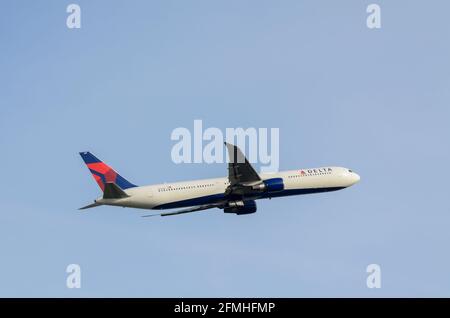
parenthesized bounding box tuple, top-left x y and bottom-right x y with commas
(1, 0, 450, 297)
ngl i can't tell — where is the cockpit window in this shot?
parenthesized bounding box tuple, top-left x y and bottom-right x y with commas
(348, 170, 353, 173)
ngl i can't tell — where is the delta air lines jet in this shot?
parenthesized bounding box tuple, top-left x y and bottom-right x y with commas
(79, 143, 360, 217)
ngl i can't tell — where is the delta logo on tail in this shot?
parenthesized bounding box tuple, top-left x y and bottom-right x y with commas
(79, 152, 137, 191)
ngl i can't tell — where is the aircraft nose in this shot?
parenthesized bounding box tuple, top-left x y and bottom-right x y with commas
(349, 172, 360, 185)
(346, 169, 360, 185)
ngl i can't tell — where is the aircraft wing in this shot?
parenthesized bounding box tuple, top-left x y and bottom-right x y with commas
(143, 142, 261, 217)
(142, 203, 224, 217)
(225, 142, 261, 185)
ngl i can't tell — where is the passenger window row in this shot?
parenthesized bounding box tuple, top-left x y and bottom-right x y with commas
(158, 183, 215, 192)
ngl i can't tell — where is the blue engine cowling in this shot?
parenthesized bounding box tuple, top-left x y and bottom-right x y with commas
(224, 200, 257, 215)
(263, 178, 284, 193)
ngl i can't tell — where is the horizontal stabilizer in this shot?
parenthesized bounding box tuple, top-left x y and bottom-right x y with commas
(79, 202, 101, 210)
(103, 182, 129, 199)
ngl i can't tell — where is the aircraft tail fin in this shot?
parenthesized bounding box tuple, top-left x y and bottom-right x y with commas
(79, 152, 137, 191)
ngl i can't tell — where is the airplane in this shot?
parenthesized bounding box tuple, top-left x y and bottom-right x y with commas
(79, 142, 360, 217)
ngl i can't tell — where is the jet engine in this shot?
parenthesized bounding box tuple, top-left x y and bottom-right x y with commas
(224, 200, 257, 215)
(251, 178, 284, 193)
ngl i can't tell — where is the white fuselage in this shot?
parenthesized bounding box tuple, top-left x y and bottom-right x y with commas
(96, 167, 360, 210)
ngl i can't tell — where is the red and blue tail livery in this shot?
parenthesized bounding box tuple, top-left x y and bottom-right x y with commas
(79, 152, 137, 191)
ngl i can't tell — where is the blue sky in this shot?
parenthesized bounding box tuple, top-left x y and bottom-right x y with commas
(1, 0, 450, 297)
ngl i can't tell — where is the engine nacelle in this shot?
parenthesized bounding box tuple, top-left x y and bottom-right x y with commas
(224, 200, 257, 215)
(262, 178, 284, 193)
